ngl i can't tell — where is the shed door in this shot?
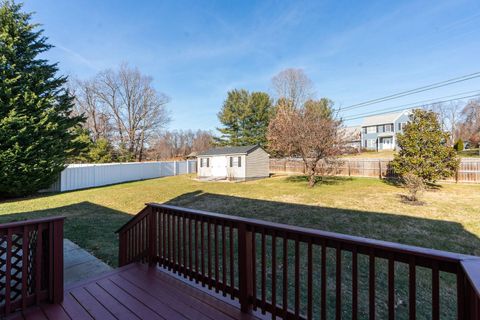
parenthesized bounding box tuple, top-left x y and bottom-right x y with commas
(211, 156, 227, 177)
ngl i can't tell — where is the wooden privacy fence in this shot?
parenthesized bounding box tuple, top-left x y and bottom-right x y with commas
(270, 158, 480, 183)
(0, 217, 64, 317)
(117, 203, 480, 319)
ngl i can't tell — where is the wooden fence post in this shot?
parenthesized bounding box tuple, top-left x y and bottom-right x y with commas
(348, 160, 351, 177)
(378, 160, 382, 179)
(238, 223, 253, 313)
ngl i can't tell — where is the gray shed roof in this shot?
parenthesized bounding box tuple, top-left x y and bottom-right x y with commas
(198, 145, 260, 156)
(361, 110, 410, 127)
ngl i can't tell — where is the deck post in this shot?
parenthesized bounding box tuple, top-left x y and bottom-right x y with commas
(51, 219, 64, 304)
(148, 206, 157, 266)
(238, 222, 254, 313)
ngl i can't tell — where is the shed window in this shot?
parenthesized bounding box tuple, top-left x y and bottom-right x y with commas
(230, 156, 241, 167)
(200, 158, 209, 167)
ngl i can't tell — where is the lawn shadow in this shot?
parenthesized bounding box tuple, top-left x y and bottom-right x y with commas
(0, 201, 133, 266)
(165, 190, 480, 256)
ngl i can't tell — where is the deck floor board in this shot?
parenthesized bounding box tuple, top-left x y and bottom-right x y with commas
(10, 263, 262, 320)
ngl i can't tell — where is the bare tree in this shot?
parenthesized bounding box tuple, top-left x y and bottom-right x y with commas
(459, 99, 480, 148)
(267, 99, 344, 187)
(75, 64, 170, 161)
(271, 68, 314, 109)
(148, 130, 213, 160)
(71, 78, 112, 141)
(429, 102, 462, 144)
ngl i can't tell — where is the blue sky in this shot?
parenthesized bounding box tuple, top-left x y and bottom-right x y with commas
(24, 0, 480, 131)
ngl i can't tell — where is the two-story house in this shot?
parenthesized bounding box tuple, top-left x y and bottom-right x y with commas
(361, 110, 411, 151)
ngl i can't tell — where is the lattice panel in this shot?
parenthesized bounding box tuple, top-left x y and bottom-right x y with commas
(0, 230, 39, 308)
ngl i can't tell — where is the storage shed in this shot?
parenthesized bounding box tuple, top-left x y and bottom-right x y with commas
(197, 145, 270, 181)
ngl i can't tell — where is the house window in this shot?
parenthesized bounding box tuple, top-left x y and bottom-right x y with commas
(366, 126, 376, 133)
(363, 127, 367, 134)
(367, 139, 376, 148)
(385, 124, 393, 132)
(377, 125, 384, 133)
(364, 140, 368, 148)
(230, 156, 241, 167)
(397, 122, 406, 131)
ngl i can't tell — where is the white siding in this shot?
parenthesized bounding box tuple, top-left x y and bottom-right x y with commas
(245, 148, 269, 179)
(50, 160, 196, 192)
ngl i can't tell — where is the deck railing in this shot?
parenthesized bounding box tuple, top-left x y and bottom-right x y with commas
(0, 216, 64, 316)
(117, 204, 480, 319)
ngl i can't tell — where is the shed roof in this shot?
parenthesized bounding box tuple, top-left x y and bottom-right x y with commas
(198, 145, 260, 156)
(361, 110, 410, 127)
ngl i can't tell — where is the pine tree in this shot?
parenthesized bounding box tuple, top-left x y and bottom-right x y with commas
(391, 109, 459, 183)
(0, 1, 85, 197)
(215, 89, 273, 147)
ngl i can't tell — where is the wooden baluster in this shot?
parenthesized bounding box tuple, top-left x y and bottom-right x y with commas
(188, 216, 193, 280)
(409, 257, 416, 320)
(307, 239, 313, 320)
(214, 222, 219, 292)
(352, 247, 358, 320)
(238, 223, 253, 313)
(271, 232, 277, 319)
(163, 211, 167, 266)
(201, 218, 205, 286)
(336, 244, 342, 320)
(208, 220, 212, 289)
(183, 213, 187, 278)
(252, 230, 257, 310)
(261, 230, 266, 314)
(369, 251, 375, 320)
(222, 221, 227, 295)
(432, 261, 439, 320)
(295, 236, 300, 318)
(177, 213, 181, 273)
(388, 255, 395, 320)
(229, 223, 234, 299)
(173, 214, 177, 272)
(195, 218, 199, 283)
(283, 235, 288, 316)
(321, 241, 327, 320)
(457, 266, 465, 320)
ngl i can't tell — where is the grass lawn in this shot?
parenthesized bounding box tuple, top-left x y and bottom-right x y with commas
(1, 174, 479, 266)
(2, 174, 479, 318)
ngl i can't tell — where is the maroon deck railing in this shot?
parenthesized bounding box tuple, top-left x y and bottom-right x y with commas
(0, 217, 64, 316)
(117, 204, 480, 319)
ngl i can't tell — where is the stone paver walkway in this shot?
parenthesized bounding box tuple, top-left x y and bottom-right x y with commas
(64, 239, 112, 286)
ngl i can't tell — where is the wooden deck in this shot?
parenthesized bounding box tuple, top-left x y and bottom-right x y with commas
(9, 263, 263, 320)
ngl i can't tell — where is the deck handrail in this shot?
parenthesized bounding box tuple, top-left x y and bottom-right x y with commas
(117, 203, 480, 319)
(0, 216, 64, 316)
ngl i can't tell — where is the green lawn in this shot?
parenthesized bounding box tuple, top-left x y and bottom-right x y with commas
(2, 175, 479, 318)
(1, 174, 479, 266)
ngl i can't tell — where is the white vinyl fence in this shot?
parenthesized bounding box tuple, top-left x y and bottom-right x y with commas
(46, 160, 197, 192)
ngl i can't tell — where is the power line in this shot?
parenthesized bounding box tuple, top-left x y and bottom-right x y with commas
(342, 93, 480, 121)
(341, 89, 480, 120)
(338, 71, 480, 112)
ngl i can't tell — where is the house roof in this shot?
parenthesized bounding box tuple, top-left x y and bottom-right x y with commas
(198, 145, 260, 156)
(361, 110, 410, 127)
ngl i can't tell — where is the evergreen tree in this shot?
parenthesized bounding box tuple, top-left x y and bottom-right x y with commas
(391, 109, 459, 183)
(454, 138, 464, 152)
(0, 1, 85, 197)
(215, 89, 273, 147)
